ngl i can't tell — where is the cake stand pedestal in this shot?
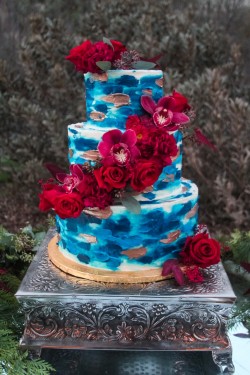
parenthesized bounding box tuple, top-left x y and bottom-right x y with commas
(16, 229, 236, 374)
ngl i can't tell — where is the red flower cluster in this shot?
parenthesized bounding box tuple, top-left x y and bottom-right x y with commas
(66, 39, 126, 73)
(162, 230, 221, 286)
(126, 115, 178, 165)
(39, 172, 112, 219)
(39, 116, 179, 219)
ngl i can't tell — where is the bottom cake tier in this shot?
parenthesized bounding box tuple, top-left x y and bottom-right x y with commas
(50, 179, 198, 283)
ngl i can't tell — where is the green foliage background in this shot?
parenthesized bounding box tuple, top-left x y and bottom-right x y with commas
(0, 0, 250, 234)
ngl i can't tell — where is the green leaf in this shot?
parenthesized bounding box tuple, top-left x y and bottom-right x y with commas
(34, 231, 46, 245)
(103, 37, 114, 50)
(21, 224, 34, 238)
(132, 61, 156, 70)
(96, 61, 112, 71)
(121, 196, 141, 214)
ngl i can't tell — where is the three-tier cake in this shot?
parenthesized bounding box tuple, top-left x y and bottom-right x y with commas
(39, 39, 213, 284)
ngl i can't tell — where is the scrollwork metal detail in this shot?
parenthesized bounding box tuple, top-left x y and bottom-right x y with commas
(21, 300, 230, 349)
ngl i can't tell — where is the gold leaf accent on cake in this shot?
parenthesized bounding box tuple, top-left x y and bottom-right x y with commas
(155, 78, 163, 87)
(142, 89, 152, 95)
(143, 185, 154, 193)
(121, 247, 147, 259)
(162, 174, 175, 182)
(91, 73, 108, 81)
(171, 148, 180, 162)
(101, 93, 130, 107)
(79, 233, 97, 243)
(82, 206, 113, 219)
(81, 150, 100, 161)
(185, 203, 198, 219)
(90, 111, 106, 121)
(160, 230, 181, 244)
(68, 149, 74, 157)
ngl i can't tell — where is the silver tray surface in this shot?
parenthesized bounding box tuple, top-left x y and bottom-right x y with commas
(16, 228, 236, 304)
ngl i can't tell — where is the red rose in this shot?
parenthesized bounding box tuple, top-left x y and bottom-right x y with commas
(131, 158, 163, 192)
(66, 40, 92, 72)
(153, 129, 178, 166)
(83, 188, 112, 209)
(180, 233, 221, 268)
(54, 192, 84, 219)
(94, 166, 130, 192)
(110, 39, 127, 60)
(39, 183, 63, 212)
(77, 173, 98, 196)
(66, 39, 126, 73)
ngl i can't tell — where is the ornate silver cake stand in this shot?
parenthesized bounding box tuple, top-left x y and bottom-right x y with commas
(16, 229, 236, 374)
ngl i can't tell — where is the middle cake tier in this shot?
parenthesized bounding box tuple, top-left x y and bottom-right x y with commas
(68, 123, 183, 197)
(55, 179, 198, 274)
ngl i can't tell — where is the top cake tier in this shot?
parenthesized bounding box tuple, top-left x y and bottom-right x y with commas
(84, 70, 163, 130)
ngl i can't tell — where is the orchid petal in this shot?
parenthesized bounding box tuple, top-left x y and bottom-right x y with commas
(141, 95, 157, 114)
(98, 141, 112, 157)
(172, 91, 190, 111)
(194, 128, 217, 151)
(130, 145, 141, 160)
(102, 156, 115, 166)
(172, 265, 185, 285)
(121, 129, 137, 147)
(102, 129, 122, 145)
(172, 112, 190, 124)
(44, 162, 66, 180)
(56, 173, 68, 183)
(162, 259, 178, 276)
(157, 96, 175, 110)
(70, 164, 84, 179)
(153, 112, 172, 128)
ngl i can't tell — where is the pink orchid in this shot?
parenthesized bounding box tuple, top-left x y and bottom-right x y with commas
(56, 164, 84, 192)
(98, 129, 140, 166)
(141, 91, 190, 131)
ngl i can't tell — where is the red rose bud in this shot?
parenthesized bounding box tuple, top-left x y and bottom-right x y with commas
(180, 233, 221, 269)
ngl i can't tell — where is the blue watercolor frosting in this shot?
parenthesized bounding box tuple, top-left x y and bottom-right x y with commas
(57, 69, 199, 274)
(84, 70, 163, 130)
(56, 180, 198, 271)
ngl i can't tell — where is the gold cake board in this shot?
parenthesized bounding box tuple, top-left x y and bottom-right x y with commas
(48, 235, 175, 284)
